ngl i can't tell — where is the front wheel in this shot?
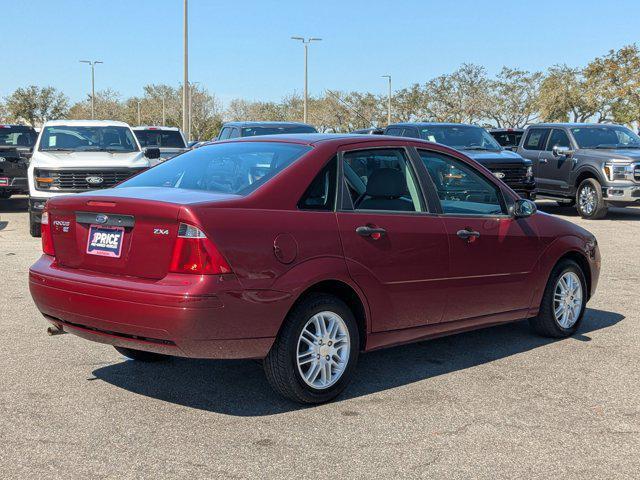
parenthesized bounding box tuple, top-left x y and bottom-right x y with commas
(529, 259, 587, 338)
(114, 346, 169, 362)
(264, 293, 359, 404)
(576, 178, 607, 219)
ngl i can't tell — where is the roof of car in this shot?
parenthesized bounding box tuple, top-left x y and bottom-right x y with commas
(43, 119, 132, 128)
(0, 124, 36, 130)
(132, 125, 182, 131)
(219, 133, 430, 147)
(222, 121, 315, 127)
(388, 122, 480, 128)
(528, 123, 624, 128)
(487, 128, 525, 132)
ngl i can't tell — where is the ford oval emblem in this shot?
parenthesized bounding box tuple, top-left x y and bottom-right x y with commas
(86, 176, 104, 185)
(95, 214, 109, 224)
(494, 171, 506, 180)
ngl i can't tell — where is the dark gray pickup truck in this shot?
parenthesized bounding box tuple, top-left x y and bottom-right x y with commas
(517, 123, 640, 218)
(0, 124, 37, 199)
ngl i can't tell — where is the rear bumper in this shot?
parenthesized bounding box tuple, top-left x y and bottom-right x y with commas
(29, 256, 292, 359)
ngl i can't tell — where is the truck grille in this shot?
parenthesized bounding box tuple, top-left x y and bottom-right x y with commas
(37, 169, 144, 191)
(485, 164, 527, 184)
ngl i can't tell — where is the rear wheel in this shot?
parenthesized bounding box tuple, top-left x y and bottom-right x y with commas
(529, 259, 587, 338)
(114, 346, 169, 362)
(576, 178, 607, 219)
(264, 293, 359, 404)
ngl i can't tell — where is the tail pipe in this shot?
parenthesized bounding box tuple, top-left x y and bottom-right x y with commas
(47, 325, 66, 336)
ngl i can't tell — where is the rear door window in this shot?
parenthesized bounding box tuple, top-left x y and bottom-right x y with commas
(298, 157, 337, 211)
(523, 128, 549, 150)
(341, 148, 424, 212)
(385, 127, 403, 136)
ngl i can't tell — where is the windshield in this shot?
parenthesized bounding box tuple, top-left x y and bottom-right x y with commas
(419, 125, 502, 151)
(134, 129, 186, 148)
(570, 126, 640, 149)
(39, 126, 139, 152)
(120, 141, 311, 196)
(0, 126, 37, 148)
(241, 125, 317, 136)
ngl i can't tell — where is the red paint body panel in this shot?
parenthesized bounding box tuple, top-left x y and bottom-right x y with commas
(28, 135, 601, 360)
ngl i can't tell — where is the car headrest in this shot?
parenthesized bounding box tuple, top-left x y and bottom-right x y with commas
(365, 168, 406, 198)
(16, 134, 30, 147)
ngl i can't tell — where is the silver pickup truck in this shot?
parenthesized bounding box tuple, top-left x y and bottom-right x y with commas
(518, 123, 640, 218)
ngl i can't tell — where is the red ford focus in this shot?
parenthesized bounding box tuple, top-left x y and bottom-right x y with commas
(29, 134, 600, 403)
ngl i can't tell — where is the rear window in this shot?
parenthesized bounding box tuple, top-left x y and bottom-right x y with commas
(490, 131, 523, 147)
(120, 141, 311, 196)
(241, 125, 317, 136)
(0, 126, 37, 148)
(134, 129, 186, 148)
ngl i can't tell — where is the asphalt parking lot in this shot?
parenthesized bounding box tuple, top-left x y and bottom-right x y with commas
(1, 196, 638, 479)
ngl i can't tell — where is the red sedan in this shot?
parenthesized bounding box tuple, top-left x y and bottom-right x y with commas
(29, 134, 600, 404)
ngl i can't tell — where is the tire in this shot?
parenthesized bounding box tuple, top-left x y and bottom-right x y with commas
(264, 293, 360, 404)
(114, 346, 169, 362)
(576, 178, 608, 219)
(529, 259, 587, 338)
(29, 217, 41, 238)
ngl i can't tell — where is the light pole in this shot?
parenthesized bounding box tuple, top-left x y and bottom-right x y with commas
(182, 0, 189, 140)
(137, 100, 142, 125)
(161, 96, 166, 126)
(382, 75, 392, 125)
(188, 82, 199, 141)
(291, 36, 322, 124)
(79, 60, 103, 119)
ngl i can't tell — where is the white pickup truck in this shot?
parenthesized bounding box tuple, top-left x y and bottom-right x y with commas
(28, 120, 161, 236)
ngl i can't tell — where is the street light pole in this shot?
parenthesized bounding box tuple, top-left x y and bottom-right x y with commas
(137, 100, 142, 125)
(182, 0, 189, 140)
(382, 75, 392, 125)
(80, 60, 103, 119)
(162, 97, 166, 126)
(291, 36, 322, 124)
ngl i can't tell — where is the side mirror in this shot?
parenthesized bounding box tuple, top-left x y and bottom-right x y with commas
(144, 147, 161, 159)
(513, 198, 537, 218)
(552, 145, 574, 157)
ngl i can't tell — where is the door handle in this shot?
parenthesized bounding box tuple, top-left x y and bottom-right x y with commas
(356, 225, 386, 240)
(456, 228, 480, 242)
(539, 158, 548, 164)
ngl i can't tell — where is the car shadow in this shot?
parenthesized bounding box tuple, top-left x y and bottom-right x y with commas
(92, 308, 623, 416)
(536, 201, 640, 221)
(0, 196, 28, 213)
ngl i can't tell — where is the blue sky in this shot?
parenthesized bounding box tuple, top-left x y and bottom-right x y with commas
(3, 0, 640, 106)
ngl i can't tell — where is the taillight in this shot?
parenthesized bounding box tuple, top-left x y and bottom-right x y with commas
(169, 223, 231, 274)
(41, 211, 55, 256)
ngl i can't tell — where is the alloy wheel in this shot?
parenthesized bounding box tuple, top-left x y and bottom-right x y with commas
(579, 185, 596, 215)
(553, 271, 583, 329)
(296, 311, 351, 389)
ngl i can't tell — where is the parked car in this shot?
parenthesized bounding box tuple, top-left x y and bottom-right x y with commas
(132, 126, 188, 162)
(215, 121, 317, 140)
(28, 120, 161, 237)
(385, 123, 536, 199)
(0, 124, 37, 198)
(29, 134, 600, 404)
(488, 128, 525, 151)
(517, 123, 640, 218)
(350, 127, 384, 135)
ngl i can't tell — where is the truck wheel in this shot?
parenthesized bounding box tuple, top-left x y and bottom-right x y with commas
(264, 293, 359, 404)
(529, 259, 587, 338)
(114, 346, 169, 362)
(29, 216, 41, 238)
(576, 178, 607, 219)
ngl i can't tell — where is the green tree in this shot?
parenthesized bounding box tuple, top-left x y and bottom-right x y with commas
(485, 67, 542, 128)
(6, 85, 68, 126)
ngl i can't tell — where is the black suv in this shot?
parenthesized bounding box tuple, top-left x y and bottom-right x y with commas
(384, 123, 536, 199)
(216, 122, 317, 140)
(0, 124, 37, 199)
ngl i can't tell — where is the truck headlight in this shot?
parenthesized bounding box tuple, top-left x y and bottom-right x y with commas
(34, 169, 53, 189)
(604, 162, 634, 181)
